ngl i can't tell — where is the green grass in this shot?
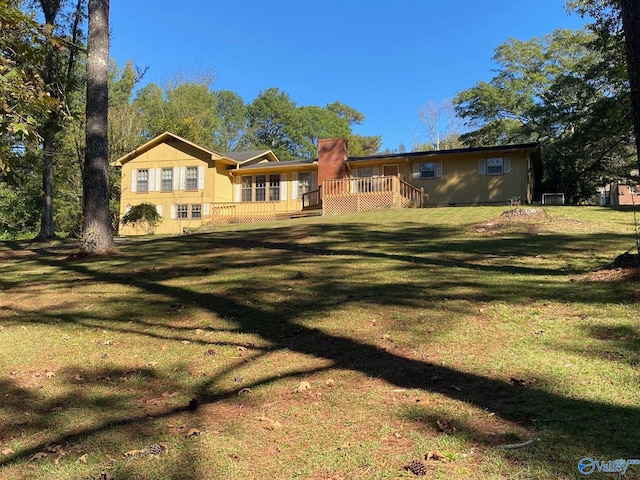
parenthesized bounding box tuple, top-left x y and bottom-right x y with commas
(1, 206, 640, 479)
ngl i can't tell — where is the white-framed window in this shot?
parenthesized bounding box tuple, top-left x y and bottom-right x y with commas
(420, 162, 436, 179)
(269, 174, 280, 201)
(241, 176, 252, 202)
(186, 167, 198, 190)
(239, 174, 283, 201)
(190, 204, 201, 219)
(161, 168, 173, 191)
(137, 169, 149, 192)
(413, 162, 442, 179)
(298, 172, 312, 198)
(176, 204, 189, 219)
(255, 175, 266, 202)
(487, 158, 503, 175)
(480, 157, 510, 176)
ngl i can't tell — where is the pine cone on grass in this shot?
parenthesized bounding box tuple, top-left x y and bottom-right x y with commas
(148, 443, 168, 456)
(403, 458, 427, 476)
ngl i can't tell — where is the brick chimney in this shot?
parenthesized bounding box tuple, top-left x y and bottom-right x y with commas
(317, 138, 348, 188)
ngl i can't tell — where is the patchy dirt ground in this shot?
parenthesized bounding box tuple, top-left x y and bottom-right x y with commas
(469, 208, 551, 235)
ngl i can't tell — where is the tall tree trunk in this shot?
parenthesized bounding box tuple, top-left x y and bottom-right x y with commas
(35, 1, 62, 241)
(82, 0, 112, 254)
(621, 0, 640, 169)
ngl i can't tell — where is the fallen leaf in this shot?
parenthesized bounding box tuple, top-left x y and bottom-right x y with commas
(295, 381, 311, 393)
(204, 349, 216, 356)
(237, 346, 247, 356)
(30, 451, 48, 461)
(76, 453, 88, 464)
(436, 419, 456, 435)
(146, 361, 158, 367)
(98, 471, 113, 480)
(194, 329, 203, 336)
(73, 374, 84, 381)
(1, 447, 15, 455)
(325, 378, 335, 387)
(426, 450, 446, 461)
(102, 340, 113, 346)
(10, 371, 17, 375)
(185, 428, 201, 438)
(257, 416, 282, 430)
(181, 340, 191, 345)
(510, 377, 529, 387)
(45, 371, 55, 379)
(123, 449, 143, 457)
(44, 444, 65, 455)
(162, 391, 179, 398)
(237, 388, 252, 395)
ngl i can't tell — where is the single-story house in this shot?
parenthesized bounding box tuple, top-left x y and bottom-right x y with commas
(114, 132, 542, 235)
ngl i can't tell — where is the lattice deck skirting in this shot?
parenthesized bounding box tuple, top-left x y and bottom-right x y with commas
(209, 215, 277, 225)
(323, 192, 408, 216)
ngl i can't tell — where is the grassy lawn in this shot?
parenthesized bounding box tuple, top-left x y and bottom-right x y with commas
(1, 205, 640, 479)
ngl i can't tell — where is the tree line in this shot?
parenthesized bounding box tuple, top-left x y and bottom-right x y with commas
(1, 0, 640, 240)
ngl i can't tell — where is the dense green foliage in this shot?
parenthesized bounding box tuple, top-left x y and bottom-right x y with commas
(120, 202, 161, 234)
(454, 27, 636, 202)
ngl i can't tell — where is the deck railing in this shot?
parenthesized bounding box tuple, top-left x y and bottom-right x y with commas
(302, 186, 322, 209)
(209, 201, 278, 224)
(322, 176, 424, 207)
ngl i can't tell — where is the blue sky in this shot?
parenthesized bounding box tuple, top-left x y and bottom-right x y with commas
(109, 1, 589, 151)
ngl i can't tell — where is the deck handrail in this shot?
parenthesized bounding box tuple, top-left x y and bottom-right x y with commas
(302, 186, 322, 209)
(322, 176, 424, 207)
(399, 178, 425, 207)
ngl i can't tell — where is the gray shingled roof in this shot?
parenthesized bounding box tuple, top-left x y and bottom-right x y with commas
(222, 150, 273, 162)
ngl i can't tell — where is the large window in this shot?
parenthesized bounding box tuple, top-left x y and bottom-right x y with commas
(190, 204, 201, 219)
(240, 174, 282, 201)
(269, 175, 280, 201)
(298, 172, 312, 198)
(486, 158, 503, 175)
(186, 167, 198, 190)
(255, 175, 266, 202)
(137, 169, 149, 192)
(161, 168, 173, 191)
(241, 176, 252, 202)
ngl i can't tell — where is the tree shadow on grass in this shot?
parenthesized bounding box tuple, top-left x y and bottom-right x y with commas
(1, 221, 639, 477)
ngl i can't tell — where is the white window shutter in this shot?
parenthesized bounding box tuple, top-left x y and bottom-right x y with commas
(504, 158, 511, 174)
(198, 166, 205, 190)
(170, 204, 176, 219)
(479, 159, 486, 175)
(156, 204, 163, 216)
(435, 162, 443, 178)
(173, 167, 180, 190)
(203, 203, 210, 216)
(148, 168, 155, 192)
(412, 163, 419, 179)
(373, 168, 379, 177)
(292, 173, 298, 199)
(131, 169, 137, 192)
(155, 168, 162, 190)
(280, 173, 287, 200)
(234, 176, 241, 202)
(180, 167, 187, 190)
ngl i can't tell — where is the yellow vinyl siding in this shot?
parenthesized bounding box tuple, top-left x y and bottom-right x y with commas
(119, 143, 225, 235)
